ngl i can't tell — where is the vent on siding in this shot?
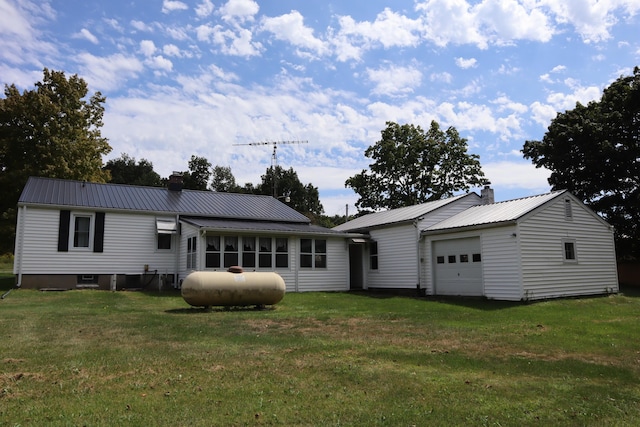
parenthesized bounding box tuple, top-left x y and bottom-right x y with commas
(564, 198, 572, 220)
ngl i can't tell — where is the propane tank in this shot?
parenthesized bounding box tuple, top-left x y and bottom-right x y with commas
(181, 268, 285, 308)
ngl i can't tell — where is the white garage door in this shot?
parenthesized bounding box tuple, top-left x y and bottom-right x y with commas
(433, 237, 483, 296)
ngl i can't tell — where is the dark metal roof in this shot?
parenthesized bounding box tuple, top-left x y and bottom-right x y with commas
(182, 217, 346, 236)
(18, 177, 311, 224)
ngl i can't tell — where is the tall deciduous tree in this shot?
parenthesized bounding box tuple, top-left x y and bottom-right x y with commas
(211, 165, 238, 192)
(346, 121, 488, 210)
(182, 155, 212, 190)
(104, 153, 162, 186)
(0, 68, 111, 253)
(258, 166, 324, 216)
(523, 67, 640, 259)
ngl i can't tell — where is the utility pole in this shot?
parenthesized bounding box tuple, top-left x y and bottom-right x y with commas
(233, 140, 308, 197)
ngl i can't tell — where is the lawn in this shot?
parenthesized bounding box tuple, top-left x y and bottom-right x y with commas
(1, 285, 639, 426)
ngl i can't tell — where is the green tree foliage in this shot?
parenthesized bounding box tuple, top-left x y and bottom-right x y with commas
(523, 67, 640, 259)
(258, 166, 324, 216)
(211, 165, 238, 192)
(104, 153, 162, 186)
(0, 68, 111, 253)
(182, 155, 212, 190)
(346, 121, 488, 210)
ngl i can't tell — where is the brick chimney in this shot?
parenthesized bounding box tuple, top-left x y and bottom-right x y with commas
(168, 172, 184, 192)
(480, 184, 494, 205)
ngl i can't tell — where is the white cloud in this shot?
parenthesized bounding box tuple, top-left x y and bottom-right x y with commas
(416, 0, 554, 48)
(76, 52, 144, 91)
(131, 20, 153, 32)
(550, 65, 566, 73)
(72, 28, 99, 44)
(332, 7, 422, 60)
(540, 0, 640, 43)
(261, 10, 328, 57)
(162, 0, 188, 14)
(367, 64, 422, 97)
(483, 161, 551, 193)
(455, 57, 477, 68)
(195, 0, 215, 18)
(530, 101, 557, 127)
(147, 55, 173, 72)
(219, 0, 260, 23)
(211, 26, 262, 57)
(430, 72, 453, 83)
(140, 40, 156, 56)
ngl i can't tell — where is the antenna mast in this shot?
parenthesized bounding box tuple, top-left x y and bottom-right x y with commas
(233, 140, 308, 197)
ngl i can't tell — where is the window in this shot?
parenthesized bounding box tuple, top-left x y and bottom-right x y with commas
(224, 236, 238, 267)
(157, 234, 172, 250)
(156, 218, 176, 250)
(564, 198, 573, 220)
(204, 235, 290, 270)
(259, 237, 272, 268)
(187, 236, 198, 269)
(472, 253, 482, 262)
(205, 236, 220, 268)
(563, 239, 577, 262)
(72, 214, 92, 249)
(243, 237, 256, 268)
(370, 241, 379, 270)
(275, 238, 288, 268)
(300, 238, 327, 268)
(436, 255, 445, 264)
(448, 255, 456, 263)
(460, 254, 469, 263)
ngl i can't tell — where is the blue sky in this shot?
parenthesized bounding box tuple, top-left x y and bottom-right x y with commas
(1, 0, 639, 216)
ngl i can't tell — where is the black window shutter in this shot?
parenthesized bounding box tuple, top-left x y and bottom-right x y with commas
(58, 210, 70, 252)
(94, 212, 105, 253)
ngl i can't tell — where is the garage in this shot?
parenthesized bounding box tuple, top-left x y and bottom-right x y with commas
(433, 237, 483, 296)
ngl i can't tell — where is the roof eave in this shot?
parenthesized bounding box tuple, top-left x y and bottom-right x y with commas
(422, 220, 517, 236)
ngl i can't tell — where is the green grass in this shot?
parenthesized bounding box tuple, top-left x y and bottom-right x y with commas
(1, 288, 639, 426)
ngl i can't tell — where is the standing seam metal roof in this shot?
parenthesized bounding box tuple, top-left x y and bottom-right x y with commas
(332, 193, 478, 232)
(18, 177, 311, 224)
(424, 190, 567, 232)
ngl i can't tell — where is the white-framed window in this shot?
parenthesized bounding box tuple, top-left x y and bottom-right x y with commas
(187, 236, 197, 269)
(370, 241, 378, 270)
(156, 218, 176, 251)
(300, 238, 327, 269)
(71, 213, 93, 250)
(562, 238, 577, 262)
(204, 235, 289, 270)
(157, 234, 172, 250)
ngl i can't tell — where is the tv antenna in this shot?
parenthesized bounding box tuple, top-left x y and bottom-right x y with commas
(233, 140, 308, 197)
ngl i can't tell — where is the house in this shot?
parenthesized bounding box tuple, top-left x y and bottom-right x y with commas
(335, 186, 619, 301)
(333, 191, 483, 292)
(13, 175, 356, 292)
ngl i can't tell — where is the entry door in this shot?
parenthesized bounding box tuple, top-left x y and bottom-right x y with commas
(434, 237, 483, 296)
(349, 244, 364, 290)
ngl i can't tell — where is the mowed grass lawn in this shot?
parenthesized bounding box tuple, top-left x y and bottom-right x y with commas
(1, 281, 639, 426)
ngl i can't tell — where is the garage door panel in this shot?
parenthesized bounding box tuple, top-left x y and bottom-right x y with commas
(434, 238, 483, 296)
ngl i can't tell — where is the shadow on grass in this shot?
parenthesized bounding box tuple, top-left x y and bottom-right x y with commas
(166, 305, 277, 314)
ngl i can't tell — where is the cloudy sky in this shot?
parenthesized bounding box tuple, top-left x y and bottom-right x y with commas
(1, 0, 639, 216)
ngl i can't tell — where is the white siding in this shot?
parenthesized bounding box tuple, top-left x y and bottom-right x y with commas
(480, 226, 522, 301)
(519, 197, 618, 300)
(368, 224, 419, 289)
(17, 207, 178, 276)
(295, 238, 349, 292)
(424, 226, 521, 300)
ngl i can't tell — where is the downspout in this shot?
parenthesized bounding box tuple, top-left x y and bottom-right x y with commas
(414, 217, 424, 295)
(2, 205, 25, 299)
(16, 205, 25, 287)
(174, 214, 180, 288)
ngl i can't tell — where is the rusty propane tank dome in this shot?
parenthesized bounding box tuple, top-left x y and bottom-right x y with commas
(181, 271, 286, 308)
